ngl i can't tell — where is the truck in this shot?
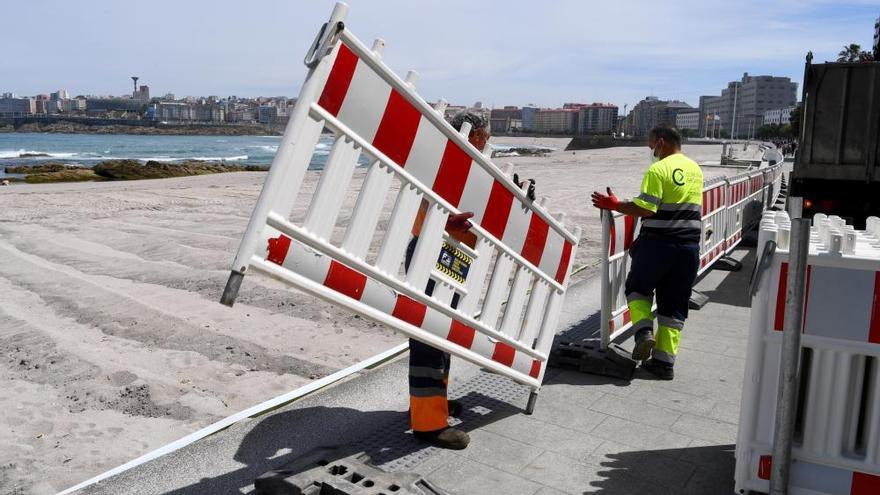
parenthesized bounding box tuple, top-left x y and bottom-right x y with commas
(790, 53, 880, 228)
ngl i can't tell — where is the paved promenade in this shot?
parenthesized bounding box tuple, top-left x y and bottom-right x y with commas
(81, 248, 755, 495)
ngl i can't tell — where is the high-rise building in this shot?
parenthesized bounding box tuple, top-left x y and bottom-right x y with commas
(534, 108, 579, 134)
(521, 105, 539, 131)
(675, 111, 700, 131)
(762, 106, 797, 126)
(698, 73, 797, 138)
(576, 103, 619, 134)
(133, 85, 150, 101)
(0, 97, 35, 114)
(624, 96, 694, 137)
(490, 106, 523, 133)
(50, 89, 69, 101)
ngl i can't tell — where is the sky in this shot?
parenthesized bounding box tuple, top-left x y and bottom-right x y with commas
(3, 0, 878, 111)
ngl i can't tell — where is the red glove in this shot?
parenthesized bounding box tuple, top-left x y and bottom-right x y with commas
(446, 211, 474, 236)
(591, 187, 620, 211)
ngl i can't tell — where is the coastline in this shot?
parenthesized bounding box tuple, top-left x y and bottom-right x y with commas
(0, 121, 282, 136)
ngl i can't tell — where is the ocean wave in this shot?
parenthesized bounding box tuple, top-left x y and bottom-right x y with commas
(0, 149, 79, 159)
(136, 155, 250, 162)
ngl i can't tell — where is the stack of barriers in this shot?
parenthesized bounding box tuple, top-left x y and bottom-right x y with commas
(735, 214, 880, 494)
(599, 162, 786, 347)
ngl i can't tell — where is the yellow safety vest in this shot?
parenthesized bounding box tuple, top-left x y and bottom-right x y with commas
(632, 153, 704, 243)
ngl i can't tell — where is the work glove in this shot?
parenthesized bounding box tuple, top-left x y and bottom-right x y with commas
(446, 211, 474, 236)
(513, 173, 537, 201)
(591, 187, 619, 211)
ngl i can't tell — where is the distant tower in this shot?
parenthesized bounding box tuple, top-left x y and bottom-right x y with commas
(131, 76, 139, 97)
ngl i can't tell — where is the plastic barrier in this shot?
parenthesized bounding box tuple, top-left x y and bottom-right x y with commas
(735, 214, 880, 495)
(220, 3, 580, 392)
(700, 177, 729, 274)
(600, 212, 641, 344)
(599, 163, 784, 344)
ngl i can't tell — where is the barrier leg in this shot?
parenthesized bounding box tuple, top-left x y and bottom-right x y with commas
(688, 290, 710, 310)
(220, 270, 245, 307)
(525, 389, 539, 415)
(713, 255, 743, 272)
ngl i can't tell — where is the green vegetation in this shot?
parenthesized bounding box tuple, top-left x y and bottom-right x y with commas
(24, 168, 102, 183)
(837, 43, 874, 62)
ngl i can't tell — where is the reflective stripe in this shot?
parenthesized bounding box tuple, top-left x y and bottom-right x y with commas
(652, 348, 676, 364)
(658, 202, 701, 213)
(641, 219, 702, 230)
(626, 291, 653, 303)
(409, 366, 448, 380)
(657, 314, 685, 330)
(409, 386, 448, 397)
(632, 318, 654, 330)
(637, 193, 662, 206)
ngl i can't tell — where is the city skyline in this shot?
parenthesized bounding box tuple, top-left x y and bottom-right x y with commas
(3, 1, 877, 110)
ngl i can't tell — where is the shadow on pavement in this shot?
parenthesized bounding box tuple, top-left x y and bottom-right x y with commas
(697, 248, 756, 309)
(164, 392, 520, 494)
(586, 443, 736, 494)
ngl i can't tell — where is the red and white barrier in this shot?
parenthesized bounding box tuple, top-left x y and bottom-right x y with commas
(599, 162, 785, 343)
(222, 3, 580, 391)
(700, 177, 728, 274)
(735, 214, 880, 495)
(600, 211, 641, 345)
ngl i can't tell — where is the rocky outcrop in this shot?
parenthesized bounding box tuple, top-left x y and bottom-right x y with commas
(4, 160, 267, 184)
(93, 160, 266, 181)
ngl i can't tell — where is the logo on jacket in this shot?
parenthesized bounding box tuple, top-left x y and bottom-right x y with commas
(672, 168, 686, 186)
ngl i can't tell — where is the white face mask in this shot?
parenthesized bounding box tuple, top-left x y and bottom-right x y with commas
(649, 147, 659, 163)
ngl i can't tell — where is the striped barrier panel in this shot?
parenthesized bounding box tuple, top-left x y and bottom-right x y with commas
(221, 3, 580, 392)
(600, 211, 641, 344)
(735, 215, 880, 495)
(699, 177, 728, 275)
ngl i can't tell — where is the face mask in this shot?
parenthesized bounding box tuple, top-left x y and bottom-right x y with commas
(649, 147, 659, 163)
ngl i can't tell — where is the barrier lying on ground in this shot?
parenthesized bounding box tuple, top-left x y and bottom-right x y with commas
(220, 3, 580, 395)
(735, 213, 880, 494)
(599, 161, 785, 345)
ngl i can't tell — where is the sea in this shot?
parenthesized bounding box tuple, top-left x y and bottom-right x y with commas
(0, 132, 548, 178)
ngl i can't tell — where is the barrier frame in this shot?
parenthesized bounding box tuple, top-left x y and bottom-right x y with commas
(221, 2, 581, 395)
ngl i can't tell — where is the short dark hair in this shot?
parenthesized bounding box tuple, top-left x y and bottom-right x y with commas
(450, 111, 487, 134)
(649, 126, 682, 147)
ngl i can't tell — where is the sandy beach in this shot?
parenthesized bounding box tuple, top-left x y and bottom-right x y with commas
(0, 138, 746, 493)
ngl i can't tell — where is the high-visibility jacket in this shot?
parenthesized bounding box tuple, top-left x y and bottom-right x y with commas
(632, 153, 704, 243)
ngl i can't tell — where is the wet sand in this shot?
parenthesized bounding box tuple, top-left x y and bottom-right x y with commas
(0, 138, 745, 493)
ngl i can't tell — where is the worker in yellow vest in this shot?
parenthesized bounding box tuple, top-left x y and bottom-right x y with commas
(591, 126, 703, 380)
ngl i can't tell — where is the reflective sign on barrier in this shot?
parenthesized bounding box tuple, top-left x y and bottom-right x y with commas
(735, 216, 880, 495)
(221, 3, 580, 390)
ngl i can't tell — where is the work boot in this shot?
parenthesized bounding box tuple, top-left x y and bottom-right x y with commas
(448, 399, 464, 418)
(641, 358, 674, 380)
(631, 329, 656, 361)
(412, 427, 470, 450)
